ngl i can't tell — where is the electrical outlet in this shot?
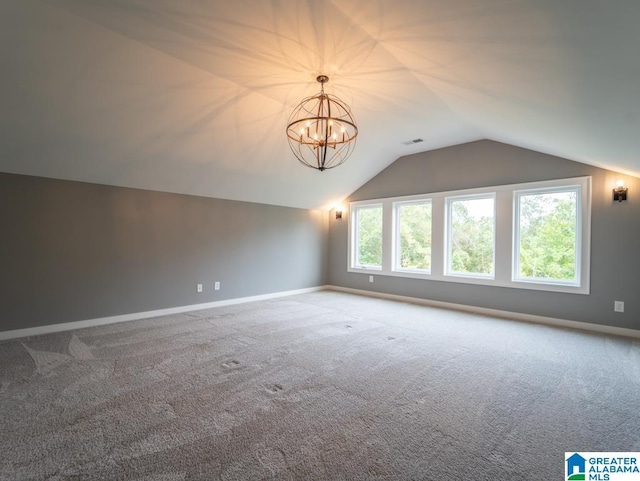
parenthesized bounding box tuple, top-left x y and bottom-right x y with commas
(196, 283, 203, 293)
(614, 300, 624, 313)
(369, 275, 374, 283)
(214, 281, 220, 291)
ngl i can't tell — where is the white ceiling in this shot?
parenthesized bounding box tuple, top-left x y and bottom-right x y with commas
(1, 0, 639, 209)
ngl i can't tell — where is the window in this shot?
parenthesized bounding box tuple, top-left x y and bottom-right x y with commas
(351, 204, 383, 269)
(514, 187, 580, 285)
(446, 195, 495, 278)
(348, 176, 590, 294)
(394, 201, 432, 272)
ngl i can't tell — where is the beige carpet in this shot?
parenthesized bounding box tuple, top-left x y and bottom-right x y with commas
(1, 291, 639, 480)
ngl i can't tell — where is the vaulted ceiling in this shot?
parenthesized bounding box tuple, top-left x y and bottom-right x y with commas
(1, 1, 639, 209)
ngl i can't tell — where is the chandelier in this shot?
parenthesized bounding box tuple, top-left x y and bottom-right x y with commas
(286, 75, 358, 171)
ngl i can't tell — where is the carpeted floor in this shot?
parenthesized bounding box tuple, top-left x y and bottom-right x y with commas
(1, 291, 639, 480)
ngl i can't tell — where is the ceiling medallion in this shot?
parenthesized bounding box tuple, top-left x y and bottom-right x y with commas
(286, 75, 358, 171)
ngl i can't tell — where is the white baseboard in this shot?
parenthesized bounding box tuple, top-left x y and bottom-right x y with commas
(0, 286, 327, 341)
(4, 285, 638, 341)
(326, 285, 640, 340)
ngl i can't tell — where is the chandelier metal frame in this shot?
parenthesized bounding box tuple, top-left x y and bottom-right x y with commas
(286, 75, 358, 171)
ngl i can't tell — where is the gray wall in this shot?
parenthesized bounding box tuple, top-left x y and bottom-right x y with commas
(1, 173, 328, 332)
(328, 140, 640, 331)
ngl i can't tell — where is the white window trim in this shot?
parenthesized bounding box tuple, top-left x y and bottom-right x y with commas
(347, 176, 591, 295)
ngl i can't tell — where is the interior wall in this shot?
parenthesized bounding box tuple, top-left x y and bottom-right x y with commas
(0, 172, 328, 332)
(328, 140, 640, 331)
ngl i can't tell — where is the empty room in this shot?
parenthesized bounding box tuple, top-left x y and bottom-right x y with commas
(1, 1, 639, 480)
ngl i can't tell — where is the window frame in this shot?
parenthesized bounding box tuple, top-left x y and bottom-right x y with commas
(393, 199, 433, 275)
(512, 181, 589, 293)
(347, 176, 591, 294)
(444, 193, 496, 279)
(349, 202, 384, 270)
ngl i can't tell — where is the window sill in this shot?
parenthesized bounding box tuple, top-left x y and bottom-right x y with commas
(348, 268, 589, 295)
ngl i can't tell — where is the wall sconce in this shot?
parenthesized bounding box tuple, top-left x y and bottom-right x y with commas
(335, 208, 343, 220)
(613, 180, 628, 202)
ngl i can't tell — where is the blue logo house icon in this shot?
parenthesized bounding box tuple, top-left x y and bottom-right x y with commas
(566, 453, 586, 480)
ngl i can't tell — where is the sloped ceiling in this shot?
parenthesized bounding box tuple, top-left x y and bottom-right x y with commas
(1, 0, 639, 209)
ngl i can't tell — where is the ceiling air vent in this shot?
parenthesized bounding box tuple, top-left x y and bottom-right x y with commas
(401, 138, 424, 145)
